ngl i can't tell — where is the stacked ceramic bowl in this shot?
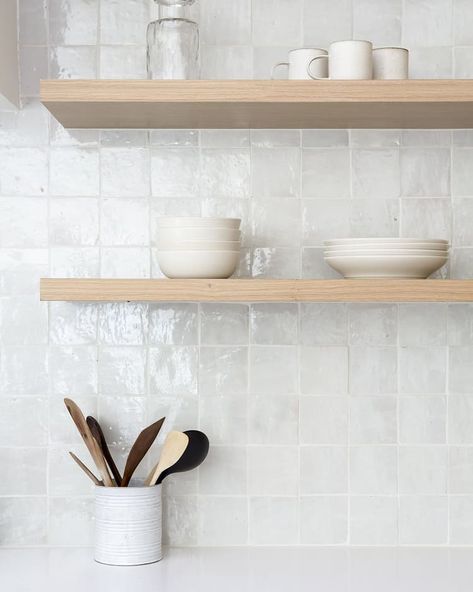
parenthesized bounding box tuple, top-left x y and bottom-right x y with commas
(324, 238, 449, 279)
(156, 217, 241, 278)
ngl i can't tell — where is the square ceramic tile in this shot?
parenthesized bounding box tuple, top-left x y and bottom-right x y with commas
(199, 446, 247, 495)
(300, 446, 348, 494)
(252, 0, 302, 46)
(399, 304, 447, 346)
(300, 303, 347, 346)
(300, 396, 348, 445)
(399, 447, 448, 494)
(148, 304, 198, 346)
(249, 497, 299, 545)
(0, 148, 48, 196)
(100, 0, 148, 44)
(399, 496, 448, 544)
(349, 346, 398, 395)
(300, 496, 348, 544)
(248, 446, 298, 495)
(49, 0, 98, 45)
(49, 198, 99, 246)
(302, 149, 351, 198)
(99, 347, 146, 395)
(101, 147, 150, 197)
(350, 446, 397, 494)
(199, 346, 248, 396)
(303, 0, 352, 47)
(348, 304, 397, 346)
(449, 396, 473, 444)
(250, 345, 297, 395)
(399, 397, 446, 444)
(248, 396, 298, 445)
(200, 0, 251, 45)
(352, 149, 400, 199)
(250, 303, 298, 345)
(199, 395, 247, 445)
(350, 496, 398, 545)
(200, 149, 250, 198)
(300, 346, 348, 395)
(449, 496, 473, 544)
(403, 0, 452, 47)
(50, 147, 99, 196)
(149, 346, 198, 395)
(401, 148, 451, 197)
(252, 147, 300, 198)
(353, 0, 401, 46)
(350, 397, 397, 444)
(449, 447, 473, 493)
(400, 198, 452, 242)
(200, 304, 249, 345)
(198, 497, 248, 545)
(399, 347, 447, 395)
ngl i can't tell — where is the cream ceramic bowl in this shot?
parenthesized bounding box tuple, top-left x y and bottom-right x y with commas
(157, 240, 241, 251)
(158, 227, 241, 242)
(325, 254, 448, 279)
(158, 217, 241, 229)
(158, 250, 240, 279)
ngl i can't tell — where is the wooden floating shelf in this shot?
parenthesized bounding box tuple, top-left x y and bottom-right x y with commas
(40, 79, 473, 129)
(40, 279, 473, 303)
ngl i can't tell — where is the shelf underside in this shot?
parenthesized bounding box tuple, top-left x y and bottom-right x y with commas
(40, 80, 473, 129)
(40, 279, 473, 303)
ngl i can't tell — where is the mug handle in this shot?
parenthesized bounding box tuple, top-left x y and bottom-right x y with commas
(307, 55, 329, 80)
(271, 62, 289, 80)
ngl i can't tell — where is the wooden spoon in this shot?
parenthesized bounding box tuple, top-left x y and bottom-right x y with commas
(69, 452, 103, 486)
(156, 430, 209, 485)
(145, 431, 189, 486)
(121, 417, 165, 487)
(86, 416, 122, 486)
(63, 398, 114, 487)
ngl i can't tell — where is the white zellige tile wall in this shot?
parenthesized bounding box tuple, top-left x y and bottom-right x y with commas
(2, 0, 473, 547)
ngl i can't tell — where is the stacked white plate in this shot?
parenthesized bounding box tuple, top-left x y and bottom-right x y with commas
(324, 238, 449, 279)
(157, 217, 241, 279)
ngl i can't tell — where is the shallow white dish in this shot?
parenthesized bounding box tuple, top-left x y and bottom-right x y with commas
(324, 237, 448, 246)
(325, 243, 449, 252)
(158, 227, 241, 242)
(324, 248, 448, 257)
(158, 217, 241, 229)
(158, 250, 240, 279)
(324, 254, 448, 279)
(158, 240, 241, 251)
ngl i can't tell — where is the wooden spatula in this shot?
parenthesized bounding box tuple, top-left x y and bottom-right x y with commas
(64, 398, 114, 487)
(122, 417, 165, 487)
(69, 452, 103, 486)
(87, 416, 122, 486)
(145, 431, 189, 486)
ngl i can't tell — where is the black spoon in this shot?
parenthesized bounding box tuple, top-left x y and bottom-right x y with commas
(155, 430, 209, 485)
(86, 416, 122, 486)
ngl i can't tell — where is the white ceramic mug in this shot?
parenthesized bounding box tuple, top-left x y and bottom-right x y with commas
(272, 48, 328, 80)
(308, 40, 373, 80)
(373, 47, 409, 79)
(95, 484, 162, 566)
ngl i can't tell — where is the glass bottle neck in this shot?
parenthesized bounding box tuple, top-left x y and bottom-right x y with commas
(159, 5, 187, 19)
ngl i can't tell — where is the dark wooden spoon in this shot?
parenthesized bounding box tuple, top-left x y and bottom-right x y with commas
(121, 417, 165, 487)
(155, 430, 209, 485)
(87, 416, 122, 486)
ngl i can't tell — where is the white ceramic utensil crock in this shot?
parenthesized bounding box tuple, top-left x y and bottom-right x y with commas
(95, 484, 162, 566)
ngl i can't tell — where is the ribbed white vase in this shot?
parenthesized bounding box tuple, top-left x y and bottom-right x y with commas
(95, 484, 162, 566)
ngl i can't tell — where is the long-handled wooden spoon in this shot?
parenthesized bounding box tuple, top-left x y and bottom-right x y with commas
(69, 452, 103, 486)
(156, 430, 209, 485)
(121, 417, 165, 487)
(86, 416, 122, 486)
(145, 431, 189, 486)
(64, 398, 114, 487)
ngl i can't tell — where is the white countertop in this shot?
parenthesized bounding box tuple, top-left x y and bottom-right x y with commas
(2, 547, 473, 592)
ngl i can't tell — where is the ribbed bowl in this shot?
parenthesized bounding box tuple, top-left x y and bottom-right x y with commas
(95, 484, 162, 566)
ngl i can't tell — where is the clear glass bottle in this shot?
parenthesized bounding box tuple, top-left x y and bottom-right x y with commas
(147, 0, 199, 80)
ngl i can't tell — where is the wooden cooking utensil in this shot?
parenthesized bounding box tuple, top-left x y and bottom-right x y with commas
(121, 417, 165, 487)
(156, 430, 209, 485)
(145, 431, 189, 486)
(86, 416, 122, 486)
(63, 398, 114, 487)
(69, 452, 103, 486)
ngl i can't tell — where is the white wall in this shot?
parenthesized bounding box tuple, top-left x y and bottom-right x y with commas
(1, 0, 473, 547)
(0, 0, 19, 108)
